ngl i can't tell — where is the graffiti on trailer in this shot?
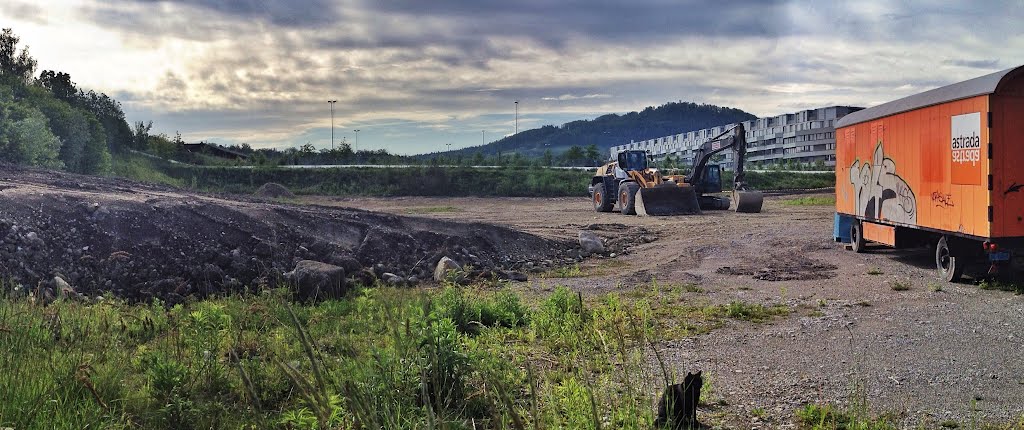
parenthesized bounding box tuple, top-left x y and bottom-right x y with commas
(850, 143, 918, 224)
(931, 192, 955, 208)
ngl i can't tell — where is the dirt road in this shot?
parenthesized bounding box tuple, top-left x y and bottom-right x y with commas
(313, 195, 1024, 427)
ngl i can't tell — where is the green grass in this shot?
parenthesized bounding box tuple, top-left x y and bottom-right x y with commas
(979, 279, 1024, 295)
(540, 264, 583, 278)
(890, 280, 912, 291)
(724, 171, 835, 191)
(866, 268, 883, 276)
(0, 282, 696, 429)
(110, 153, 184, 188)
(783, 196, 836, 206)
(796, 403, 897, 430)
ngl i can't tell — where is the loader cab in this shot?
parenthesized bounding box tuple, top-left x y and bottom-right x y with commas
(617, 150, 649, 172)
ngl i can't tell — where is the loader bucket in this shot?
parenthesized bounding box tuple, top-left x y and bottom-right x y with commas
(733, 190, 764, 213)
(635, 185, 701, 216)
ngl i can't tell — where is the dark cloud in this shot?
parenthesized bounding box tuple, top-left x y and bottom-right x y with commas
(121, 0, 338, 27)
(942, 59, 1002, 70)
(73, 0, 1024, 154)
(1, 2, 47, 24)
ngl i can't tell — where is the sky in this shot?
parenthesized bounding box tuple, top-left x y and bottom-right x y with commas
(2, 0, 1023, 155)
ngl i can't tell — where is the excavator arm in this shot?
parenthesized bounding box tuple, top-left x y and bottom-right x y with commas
(686, 123, 749, 191)
(685, 123, 763, 213)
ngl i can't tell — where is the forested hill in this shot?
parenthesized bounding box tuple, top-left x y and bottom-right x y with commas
(449, 102, 757, 158)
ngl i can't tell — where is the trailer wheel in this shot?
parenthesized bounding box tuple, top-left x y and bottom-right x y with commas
(936, 236, 964, 282)
(850, 221, 866, 253)
(618, 182, 639, 215)
(592, 183, 613, 212)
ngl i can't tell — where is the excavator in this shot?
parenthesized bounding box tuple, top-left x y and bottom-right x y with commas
(588, 123, 764, 216)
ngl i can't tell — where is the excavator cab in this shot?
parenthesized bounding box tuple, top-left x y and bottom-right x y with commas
(697, 165, 722, 194)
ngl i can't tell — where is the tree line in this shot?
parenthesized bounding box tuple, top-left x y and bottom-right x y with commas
(0, 28, 139, 174)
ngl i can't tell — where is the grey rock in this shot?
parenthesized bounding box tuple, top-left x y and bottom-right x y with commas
(285, 260, 347, 301)
(382, 272, 403, 285)
(578, 231, 605, 254)
(507, 271, 528, 282)
(253, 241, 273, 257)
(54, 275, 74, 297)
(433, 256, 461, 282)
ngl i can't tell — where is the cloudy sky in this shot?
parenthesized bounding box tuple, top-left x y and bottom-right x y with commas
(2, 0, 1023, 154)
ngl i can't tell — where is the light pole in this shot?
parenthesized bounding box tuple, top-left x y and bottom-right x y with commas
(481, 130, 485, 146)
(353, 129, 360, 152)
(328, 100, 337, 150)
(514, 100, 519, 137)
(446, 143, 452, 152)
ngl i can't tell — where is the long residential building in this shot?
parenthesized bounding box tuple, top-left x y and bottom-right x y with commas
(609, 106, 863, 169)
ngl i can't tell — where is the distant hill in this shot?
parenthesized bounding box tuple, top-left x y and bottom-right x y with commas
(446, 101, 756, 158)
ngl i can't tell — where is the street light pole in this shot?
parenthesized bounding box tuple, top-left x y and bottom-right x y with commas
(514, 100, 519, 137)
(328, 100, 337, 150)
(481, 130, 485, 146)
(353, 129, 360, 152)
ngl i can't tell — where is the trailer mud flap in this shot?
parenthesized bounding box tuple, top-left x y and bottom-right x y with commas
(635, 186, 701, 216)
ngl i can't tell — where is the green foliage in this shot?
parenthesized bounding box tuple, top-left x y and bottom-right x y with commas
(978, 279, 1023, 294)
(111, 152, 185, 187)
(702, 301, 790, 323)
(137, 164, 592, 197)
(149, 133, 180, 160)
(724, 170, 835, 191)
(0, 104, 63, 168)
(0, 29, 129, 174)
(795, 403, 897, 430)
(0, 28, 37, 83)
(890, 280, 911, 291)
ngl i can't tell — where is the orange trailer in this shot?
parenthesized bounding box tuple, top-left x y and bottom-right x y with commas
(834, 65, 1024, 281)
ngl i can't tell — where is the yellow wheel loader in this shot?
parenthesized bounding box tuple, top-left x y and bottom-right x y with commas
(588, 123, 763, 216)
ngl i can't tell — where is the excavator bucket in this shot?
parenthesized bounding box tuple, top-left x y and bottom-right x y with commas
(733, 190, 764, 213)
(635, 185, 701, 216)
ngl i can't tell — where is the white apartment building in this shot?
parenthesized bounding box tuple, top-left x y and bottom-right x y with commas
(609, 106, 863, 169)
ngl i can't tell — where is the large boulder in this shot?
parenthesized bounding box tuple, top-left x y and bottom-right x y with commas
(433, 256, 461, 282)
(578, 231, 605, 255)
(285, 260, 347, 301)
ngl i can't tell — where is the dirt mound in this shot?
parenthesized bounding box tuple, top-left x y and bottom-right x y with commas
(254, 182, 295, 199)
(0, 165, 575, 303)
(715, 253, 837, 281)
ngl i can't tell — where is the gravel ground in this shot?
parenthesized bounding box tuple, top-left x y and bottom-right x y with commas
(317, 194, 1024, 428)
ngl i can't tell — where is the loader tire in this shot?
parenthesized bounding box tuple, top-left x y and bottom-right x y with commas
(619, 182, 639, 215)
(592, 183, 614, 212)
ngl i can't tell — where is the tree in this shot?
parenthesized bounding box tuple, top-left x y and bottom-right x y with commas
(562, 145, 584, 165)
(36, 70, 76, 101)
(81, 115, 111, 174)
(584, 144, 600, 166)
(0, 28, 37, 84)
(149, 134, 177, 160)
(0, 105, 63, 168)
(77, 89, 132, 152)
(133, 120, 153, 151)
(542, 149, 553, 166)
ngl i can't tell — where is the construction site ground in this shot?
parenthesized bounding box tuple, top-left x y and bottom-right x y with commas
(310, 194, 1024, 428)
